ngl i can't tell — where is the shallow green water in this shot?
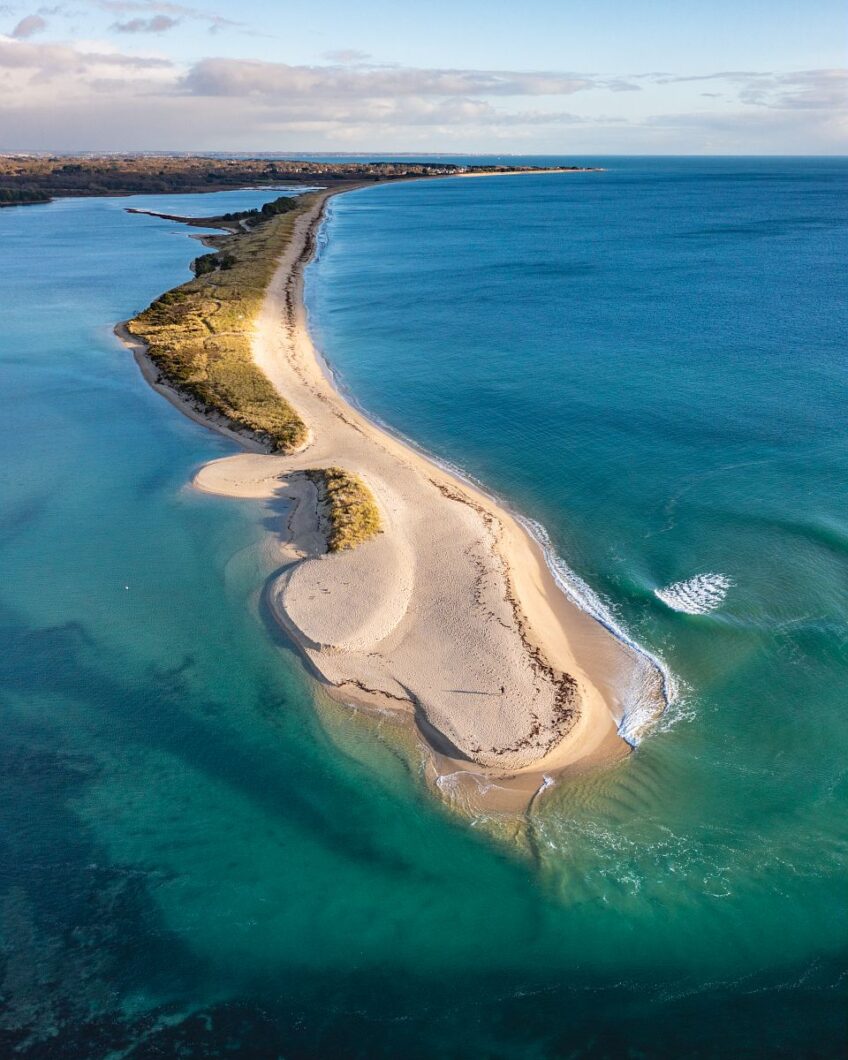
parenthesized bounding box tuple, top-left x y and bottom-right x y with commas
(0, 166, 845, 1056)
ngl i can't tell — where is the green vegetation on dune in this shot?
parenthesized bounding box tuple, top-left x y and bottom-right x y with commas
(307, 467, 381, 551)
(192, 251, 237, 276)
(128, 189, 381, 548)
(126, 196, 312, 452)
(0, 188, 50, 206)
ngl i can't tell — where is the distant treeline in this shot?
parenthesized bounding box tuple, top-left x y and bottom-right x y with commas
(0, 154, 566, 203)
(191, 196, 300, 275)
(219, 193, 300, 227)
(0, 188, 51, 206)
(0, 156, 468, 201)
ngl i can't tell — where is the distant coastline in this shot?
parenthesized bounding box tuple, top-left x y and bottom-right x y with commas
(117, 172, 662, 815)
(0, 154, 602, 208)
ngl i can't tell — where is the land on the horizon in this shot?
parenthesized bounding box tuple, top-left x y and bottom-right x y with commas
(0, 154, 600, 207)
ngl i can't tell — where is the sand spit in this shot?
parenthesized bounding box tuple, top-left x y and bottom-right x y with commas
(181, 182, 671, 814)
(454, 167, 605, 178)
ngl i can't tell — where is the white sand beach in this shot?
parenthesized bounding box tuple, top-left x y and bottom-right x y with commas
(163, 184, 667, 812)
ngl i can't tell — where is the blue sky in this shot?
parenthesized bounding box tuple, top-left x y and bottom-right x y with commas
(0, 0, 845, 152)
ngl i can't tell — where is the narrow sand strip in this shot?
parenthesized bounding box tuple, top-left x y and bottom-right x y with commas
(182, 184, 666, 812)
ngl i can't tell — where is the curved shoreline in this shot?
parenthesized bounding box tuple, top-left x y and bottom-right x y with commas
(300, 243, 677, 744)
(123, 179, 668, 814)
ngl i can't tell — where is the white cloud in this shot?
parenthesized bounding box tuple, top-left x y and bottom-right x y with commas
(112, 14, 179, 33)
(652, 71, 766, 85)
(0, 41, 843, 153)
(11, 14, 47, 37)
(0, 35, 173, 71)
(96, 0, 240, 30)
(738, 69, 847, 110)
(182, 58, 598, 99)
(322, 49, 371, 65)
(643, 68, 847, 112)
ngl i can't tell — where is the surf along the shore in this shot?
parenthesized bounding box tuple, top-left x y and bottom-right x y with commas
(120, 174, 669, 815)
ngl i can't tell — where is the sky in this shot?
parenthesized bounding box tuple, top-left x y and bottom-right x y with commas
(0, 0, 845, 153)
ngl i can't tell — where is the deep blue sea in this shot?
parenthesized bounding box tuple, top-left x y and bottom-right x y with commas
(0, 159, 846, 1056)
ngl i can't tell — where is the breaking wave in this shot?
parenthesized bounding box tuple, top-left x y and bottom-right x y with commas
(655, 573, 734, 615)
(516, 516, 678, 744)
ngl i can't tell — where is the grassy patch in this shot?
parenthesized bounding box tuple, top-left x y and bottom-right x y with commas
(126, 196, 314, 452)
(307, 467, 381, 552)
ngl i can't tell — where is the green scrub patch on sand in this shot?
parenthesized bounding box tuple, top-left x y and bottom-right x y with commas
(126, 197, 311, 453)
(307, 467, 381, 551)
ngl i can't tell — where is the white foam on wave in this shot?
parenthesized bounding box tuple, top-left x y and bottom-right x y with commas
(310, 201, 333, 264)
(435, 770, 505, 801)
(655, 573, 734, 615)
(516, 515, 679, 745)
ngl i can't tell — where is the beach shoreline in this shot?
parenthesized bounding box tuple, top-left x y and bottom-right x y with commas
(120, 178, 666, 814)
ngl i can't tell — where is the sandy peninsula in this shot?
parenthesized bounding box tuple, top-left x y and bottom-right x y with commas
(126, 180, 664, 813)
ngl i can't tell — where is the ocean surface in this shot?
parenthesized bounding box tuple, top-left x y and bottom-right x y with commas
(0, 159, 846, 1056)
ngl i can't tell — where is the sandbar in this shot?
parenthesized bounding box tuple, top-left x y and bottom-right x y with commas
(170, 183, 667, 813)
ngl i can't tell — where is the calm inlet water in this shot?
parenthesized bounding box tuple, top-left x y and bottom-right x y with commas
(1, 161, 846, 1056)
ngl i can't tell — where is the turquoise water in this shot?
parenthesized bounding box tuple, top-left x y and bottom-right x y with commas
(1, 162, 846, 1055)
